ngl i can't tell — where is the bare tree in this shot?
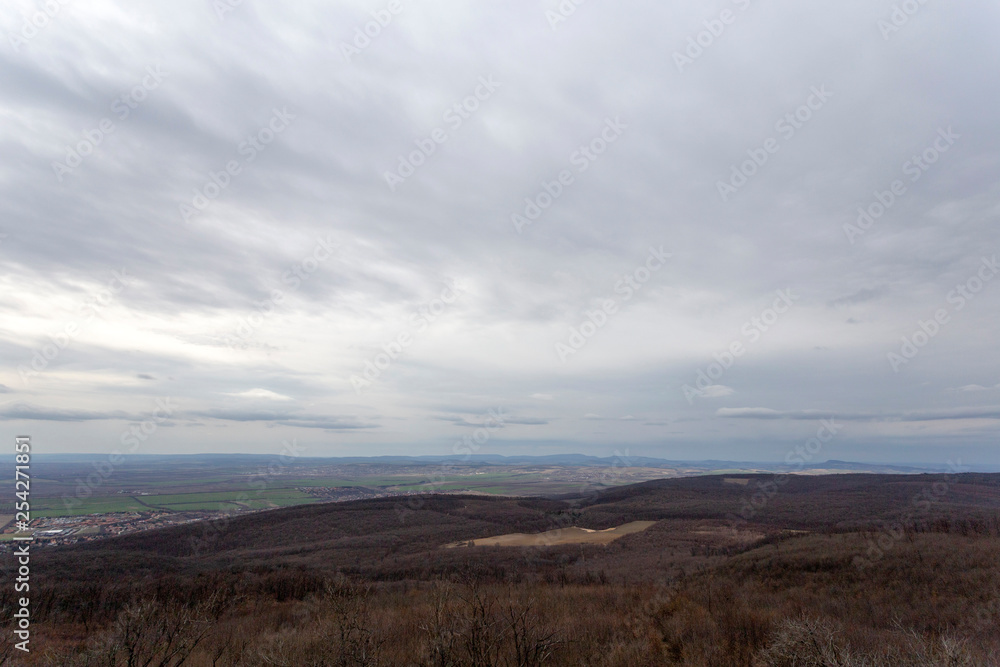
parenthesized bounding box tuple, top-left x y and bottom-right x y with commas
(58, 598, 213, 667)
(502, 596, 559, 667)
(455, 580, 504, 667)
(420, 583, 460, 667)
(324, 579, 386, 667)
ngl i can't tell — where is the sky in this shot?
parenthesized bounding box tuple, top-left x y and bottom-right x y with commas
(2, 0, 999, 465)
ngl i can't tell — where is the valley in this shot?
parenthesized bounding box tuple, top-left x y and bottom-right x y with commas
(2, 471, 998, 665)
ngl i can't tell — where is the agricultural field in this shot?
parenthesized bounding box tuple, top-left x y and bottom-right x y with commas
(0, 455, 939, 534)
(29, 496, 151, 518)
(4, 456, 694, 522)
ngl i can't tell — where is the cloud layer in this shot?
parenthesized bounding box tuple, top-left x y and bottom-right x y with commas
(2, 0, 999, 464)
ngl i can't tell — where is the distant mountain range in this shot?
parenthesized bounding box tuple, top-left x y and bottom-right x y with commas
(28, 452, 998, 473)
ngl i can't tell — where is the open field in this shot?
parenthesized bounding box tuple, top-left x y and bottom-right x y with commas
(1, 457, 687, 521)
(444, 520, 657, 547)
(0, 455, 949, 523)
(28, 496, 151, 518)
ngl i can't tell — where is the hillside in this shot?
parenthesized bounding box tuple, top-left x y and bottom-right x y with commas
(17, 473, 1000, 584)
(4, 473, 1000, 665)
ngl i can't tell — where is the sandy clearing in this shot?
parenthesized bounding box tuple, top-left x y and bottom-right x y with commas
(444, 520, 657, 548)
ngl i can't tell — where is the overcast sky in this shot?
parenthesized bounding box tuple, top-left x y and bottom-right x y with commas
(2, 0, 999, 465)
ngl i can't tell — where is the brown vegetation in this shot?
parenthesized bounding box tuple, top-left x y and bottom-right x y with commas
(2, 473, 999, 665)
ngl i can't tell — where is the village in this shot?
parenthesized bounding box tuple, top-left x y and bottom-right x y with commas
(0, 510, 224, 551)
(0, 484, 398, 553)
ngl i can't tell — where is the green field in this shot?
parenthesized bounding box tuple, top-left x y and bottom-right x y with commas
(151, 502, 243, 511)
(13, 461, 677, 520)
(31, 496, 151, 517)
(27, 488, 318, 518)
(279, 478, 390, 487)
(138, 489, 312, 505)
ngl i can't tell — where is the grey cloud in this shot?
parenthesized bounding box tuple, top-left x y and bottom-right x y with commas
(717, 407, 1000, 422)
(828, 288, 883, 308)
(900, 407, 1000, 422)
(190, 409, 379, 430)
(0, 404, 137, 422)
(0, 403, 378, 430)
(434, 414, 547, 427)
(716, 408, 791, 420)
(274, 419, 378, 431)
(946, 384, 999, 392)
(2, 1, 999, 463)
